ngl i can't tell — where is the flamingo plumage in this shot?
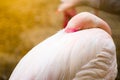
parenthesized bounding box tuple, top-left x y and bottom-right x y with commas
(9, 12, 117, 80)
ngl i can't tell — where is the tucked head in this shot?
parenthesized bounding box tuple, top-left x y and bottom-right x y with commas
(64, 12, 112, 35)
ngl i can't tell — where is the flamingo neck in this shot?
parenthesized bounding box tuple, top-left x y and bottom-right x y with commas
(63, 8, 77, 28)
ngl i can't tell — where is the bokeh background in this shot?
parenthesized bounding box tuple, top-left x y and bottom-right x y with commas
(0, 0, 120, 80)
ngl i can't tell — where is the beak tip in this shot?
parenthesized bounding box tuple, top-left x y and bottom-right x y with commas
(65, 28, 78, 33)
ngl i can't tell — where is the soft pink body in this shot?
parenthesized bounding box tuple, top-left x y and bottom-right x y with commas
(9, 12, 117, 80)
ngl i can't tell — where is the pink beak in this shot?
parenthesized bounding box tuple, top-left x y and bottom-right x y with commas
(65, 27, 79, 33)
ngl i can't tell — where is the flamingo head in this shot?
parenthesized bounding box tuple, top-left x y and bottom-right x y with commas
(64, 12, 112, 35)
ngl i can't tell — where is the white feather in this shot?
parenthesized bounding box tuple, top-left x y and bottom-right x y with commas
(9, 28, 117, 80)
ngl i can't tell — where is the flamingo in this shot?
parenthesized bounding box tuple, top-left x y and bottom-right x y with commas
(58, 0, 120, 27)
(9, 12, 117, 80)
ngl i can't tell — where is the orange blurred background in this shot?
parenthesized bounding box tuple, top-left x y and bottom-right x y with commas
(0, 0, 120, 80)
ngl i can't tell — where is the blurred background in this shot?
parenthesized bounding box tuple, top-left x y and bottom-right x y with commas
(0, 0, 120, 80)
